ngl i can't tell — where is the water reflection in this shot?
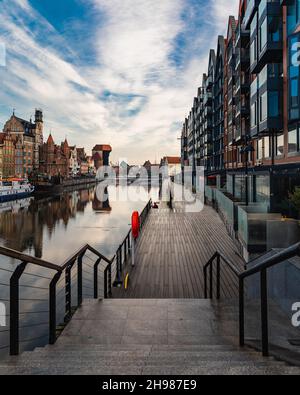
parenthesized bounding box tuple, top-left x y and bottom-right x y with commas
(0, 185, 157, 261)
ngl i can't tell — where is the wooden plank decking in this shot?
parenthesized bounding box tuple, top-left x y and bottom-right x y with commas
(114, 204, 245, 299)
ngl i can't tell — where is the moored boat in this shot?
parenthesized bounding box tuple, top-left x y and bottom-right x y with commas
(0, 178, 35, 202)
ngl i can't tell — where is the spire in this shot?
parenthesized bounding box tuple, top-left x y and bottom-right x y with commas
(47, 133, 54, 145)
(63, 137, 69, 148)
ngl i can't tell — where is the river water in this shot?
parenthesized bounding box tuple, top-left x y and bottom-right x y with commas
(0, 184, 158, 356)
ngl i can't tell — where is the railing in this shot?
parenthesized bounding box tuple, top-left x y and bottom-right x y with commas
(111, 199, 152, 288)
(204, 242, 300, 357)
(0, 199, 152, 356)
(0, 244, 114, 356)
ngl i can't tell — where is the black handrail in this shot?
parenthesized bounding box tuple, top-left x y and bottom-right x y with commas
(203, 242, 300, 357)
(0, 199, 153, 356)
(0, 243, 114, 355)
(104, 199, 152, 291)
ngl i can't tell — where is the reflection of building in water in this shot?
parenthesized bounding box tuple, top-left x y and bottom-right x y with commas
(92, 187, 112, 213)
(0, 188, 95, 257)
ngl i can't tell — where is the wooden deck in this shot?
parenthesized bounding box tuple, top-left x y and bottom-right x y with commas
(114, 204, 245, 299)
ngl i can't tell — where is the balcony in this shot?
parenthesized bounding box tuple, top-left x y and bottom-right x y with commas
(235, 74, 250, 95)
(236, 100, 250, 117)
(235, 23, 250, 47)
(251, 2, 283, 74)
(235, 48, 250, 71)
(243, 0, 260, 29)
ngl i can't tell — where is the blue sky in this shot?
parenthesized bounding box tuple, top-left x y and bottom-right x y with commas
(0, 0, 239, 164)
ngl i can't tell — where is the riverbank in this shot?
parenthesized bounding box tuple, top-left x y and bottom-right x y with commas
(33, 177, 97, 197)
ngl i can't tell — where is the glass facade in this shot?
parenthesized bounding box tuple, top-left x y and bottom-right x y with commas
(182, 0, 300, 218)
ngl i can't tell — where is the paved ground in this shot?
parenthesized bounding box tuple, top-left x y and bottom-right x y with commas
(1, 299, 299, 375)
(114, 204, 245, 298)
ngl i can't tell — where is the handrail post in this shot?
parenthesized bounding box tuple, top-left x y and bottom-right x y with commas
(209, 261, 213, 300)
(77, 254, 83, 307)
(49, 271, 62, 345)
(128, 232, 131, 251)
(104, 267, 108, 299)
(239, 278, 245, 347)
(124, 239, 127, 265)
(108, 265, 112, 297)
(65, 260, 75, 323)
(10, 261, 27, 356)
(204, 266, 208, 299)
(216, 254, 221, 300)
(94, 258, 101, 299)
(115, 247, 122, 284)
(119, 246, 123, 272)
(261, 269, 269, 357)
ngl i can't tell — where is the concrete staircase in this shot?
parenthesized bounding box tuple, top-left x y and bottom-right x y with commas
(0, 299, 299, 375)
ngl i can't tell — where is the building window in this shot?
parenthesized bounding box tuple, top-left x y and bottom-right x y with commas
(276, 134, 284, 156)
(259, 18, 267, 52)
(264, 136, 270, 158)
(260, 92, 268, 122)
(268, 91, 279, 117)
(250, 40, 257, 66)
(251, 103, 257, 128)
(257, 139, 264, 160)
(288, 127, 298, 153)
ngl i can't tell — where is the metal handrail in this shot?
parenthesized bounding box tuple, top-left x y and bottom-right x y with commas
(103, 199, 152, 292)
(0, 243, 114, 356)
(1, 199, 153, 356)
(203, 242, 300, 357)
(0, 246, 62, 272)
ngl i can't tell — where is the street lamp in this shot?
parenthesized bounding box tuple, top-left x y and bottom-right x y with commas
(240, 143, 255, 206)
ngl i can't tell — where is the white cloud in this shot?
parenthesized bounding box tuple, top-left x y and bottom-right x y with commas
(0, 0, 241, 164)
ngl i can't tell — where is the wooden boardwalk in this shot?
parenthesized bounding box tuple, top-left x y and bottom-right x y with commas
(114, 204, 245, 299)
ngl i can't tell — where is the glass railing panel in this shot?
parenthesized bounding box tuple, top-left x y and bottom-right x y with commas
(267, 258, 300, 358)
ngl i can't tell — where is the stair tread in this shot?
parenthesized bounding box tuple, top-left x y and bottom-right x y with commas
(1, 298, 299, 375)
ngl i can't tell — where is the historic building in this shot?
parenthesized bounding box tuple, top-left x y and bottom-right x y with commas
(2, 109, 43, 177)
(1, 109, 97, 180)
(39, 135, 70, 179)
(92, 145, 112, 170)
(0, 133, 15, 178)
(69, 146, 80, 176)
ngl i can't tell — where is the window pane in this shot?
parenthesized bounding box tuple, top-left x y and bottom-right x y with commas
(288, 128, 298, 153)
(264, 136, 270, 158)
(268, 91, 279, 117)
(276, 134, 284, 156)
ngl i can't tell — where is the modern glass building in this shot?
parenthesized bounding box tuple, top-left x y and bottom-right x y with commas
(181, 0, 300, 218)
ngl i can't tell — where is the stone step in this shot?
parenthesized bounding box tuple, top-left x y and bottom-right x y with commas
(4, 353, 285, 365)
(37, 344, 243, 353)
(0, 359, 288, 369)
(54, 335, 239, 347)
(0, 365, 299, 376)
(24, 351, 270, 361)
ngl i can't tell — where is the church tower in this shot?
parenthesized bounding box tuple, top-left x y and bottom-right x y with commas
(34, 109, 44, 169)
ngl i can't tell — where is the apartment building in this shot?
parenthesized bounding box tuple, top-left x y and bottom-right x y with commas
(181, 0, 300, 218)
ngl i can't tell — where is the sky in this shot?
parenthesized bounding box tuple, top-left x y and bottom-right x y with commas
(0, 0, 239, 164)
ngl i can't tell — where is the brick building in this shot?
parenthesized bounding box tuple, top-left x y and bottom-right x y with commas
(2, 109, 44, 177)
(39, 135, 69, 179)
